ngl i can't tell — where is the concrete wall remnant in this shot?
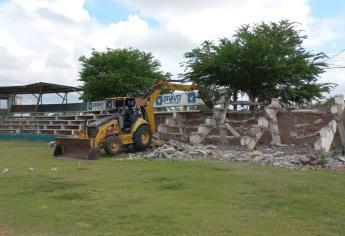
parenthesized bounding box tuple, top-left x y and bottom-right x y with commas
(333, 95, 345, 147)
(265, 98, 282, 145)
(313, 95, 345, 152)
(225, 123, 241, 138)
(258, 117, 269, 128)
(314, 120, 337, 152)
(155, 95, 345, 151)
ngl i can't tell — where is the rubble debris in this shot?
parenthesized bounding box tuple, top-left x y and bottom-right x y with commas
(294, 123, 309, 128)
(128, 140, 345, 170)
(155, 96, 345, 165)
(314, 119, 323, 125)
(225, 123, 241, 138)
(151, 137, 165, 148)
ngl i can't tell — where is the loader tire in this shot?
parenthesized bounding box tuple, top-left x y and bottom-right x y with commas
(53, 144, 64, 157)
(88, 147, 101, 160)
(133, 125, 152, 151)
(104, 136, 123, 156)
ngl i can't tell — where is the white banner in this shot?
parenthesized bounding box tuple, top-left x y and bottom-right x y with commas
(87, 101, 106, 111)
(155, 91, 204, 108)
(87, 91, 204, 111)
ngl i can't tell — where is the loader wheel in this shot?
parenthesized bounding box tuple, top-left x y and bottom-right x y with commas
(104, 136, 123, 156)
(133, 125, 152, 151)
(53, 144, 64, 157)
(88, 147, 101, 160)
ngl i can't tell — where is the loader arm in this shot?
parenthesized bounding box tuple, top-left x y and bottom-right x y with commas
(143, 80, 197, 133)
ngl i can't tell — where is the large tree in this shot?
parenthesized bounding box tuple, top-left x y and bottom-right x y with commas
(182, 20, 335, 109)
(182, 40, 222, 108)
(79, 48, 169, 101)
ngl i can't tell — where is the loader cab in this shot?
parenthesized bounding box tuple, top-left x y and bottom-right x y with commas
(104, 97, 143, 132)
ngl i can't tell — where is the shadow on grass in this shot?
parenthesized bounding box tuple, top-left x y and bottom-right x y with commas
(27, 179, 84, 193)
(153, 176, 186, 190)
(211, 166, 229, 171)
(52, 192, 91, 200)
(77, 167, 88, 171)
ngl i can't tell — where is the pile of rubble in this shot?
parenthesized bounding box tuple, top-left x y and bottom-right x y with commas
(129, 140, 345, 170)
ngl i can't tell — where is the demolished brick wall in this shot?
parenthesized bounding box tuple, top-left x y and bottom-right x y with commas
(276, 110, 333, 146)
(155, 108, 343, 150)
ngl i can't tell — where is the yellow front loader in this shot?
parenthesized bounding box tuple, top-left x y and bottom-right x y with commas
(53, 80, 196, 160)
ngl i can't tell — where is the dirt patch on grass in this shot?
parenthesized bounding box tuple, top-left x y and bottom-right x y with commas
(51, 191, 91, 200)
(152, 176, 186, 190)
(0, 227, 13, 236)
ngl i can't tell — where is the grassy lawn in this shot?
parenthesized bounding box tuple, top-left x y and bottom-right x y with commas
(0, 141, 344, 236)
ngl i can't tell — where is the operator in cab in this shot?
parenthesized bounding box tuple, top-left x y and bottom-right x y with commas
(124, 104, 136, 129)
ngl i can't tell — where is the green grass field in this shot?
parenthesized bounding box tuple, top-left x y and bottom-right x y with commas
(0, 141, 344, 236)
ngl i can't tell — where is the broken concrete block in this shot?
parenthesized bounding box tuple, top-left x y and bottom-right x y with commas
(267, 98, 282, 109)
(162, 147, 176, 155)
(290, 131, 297, 137)
(165, 117, 177, 126)
(314, 120, 337, 152)
(258, 117, 269, 128)
(314, 119, 323, 125)
(158, 125, 168, 133)
(255, 130, 263, 140)
(294, 123, 309, 128)
(264, 100, 282, 146)
(331, 105, 339, 115)
(240, 136, 256, 149)
(247, 139, 257, 150)
(198, 125, 210, 135)
(212, 110, 222, 119)
(205, 117, 217, 126)
(270, 125, 281, 145)
(299, 155, 311, 164)
(241, 136, 250, 146)
(334, 94, 344, 105)
(190, 133, 203, 145)
(296, 131, 319, 139)
(265, 100, 281, 145)
(332, 95, 345, 148)
(326, 120, 337, 133)
(225, 123, 241, 138)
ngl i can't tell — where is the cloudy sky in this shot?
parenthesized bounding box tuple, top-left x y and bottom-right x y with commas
(0, 0, 345, 99)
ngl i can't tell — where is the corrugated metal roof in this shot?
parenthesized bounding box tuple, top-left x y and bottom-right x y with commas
(0, 82, 82, 94)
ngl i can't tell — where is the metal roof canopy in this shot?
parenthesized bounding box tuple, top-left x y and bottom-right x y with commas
(0, 82, 82, 95)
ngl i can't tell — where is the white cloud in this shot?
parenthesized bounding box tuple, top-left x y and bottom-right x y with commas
(0, 0, 171, 87)
(119, 0, 310, 42)
(86, 15, 150, 50)
(305, 17, 345, 49)
(10, 0, 90, 22)
(0, 0, 343, 97)
(318, 69, 345, 97)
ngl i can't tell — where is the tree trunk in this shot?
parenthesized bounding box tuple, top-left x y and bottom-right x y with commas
(220, 98, 230, 124)
(248, 93, 256, 111)
(220, 89, 232, 124)
(199, 86, 213, 110)
(233, 90, 238, 111)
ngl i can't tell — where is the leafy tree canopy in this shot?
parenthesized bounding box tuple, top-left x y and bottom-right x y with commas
(182, 20, 335, 108)
(79, 48, 169, 101)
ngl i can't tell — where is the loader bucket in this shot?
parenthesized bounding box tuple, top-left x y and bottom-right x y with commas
(53, 137, 100, 160)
